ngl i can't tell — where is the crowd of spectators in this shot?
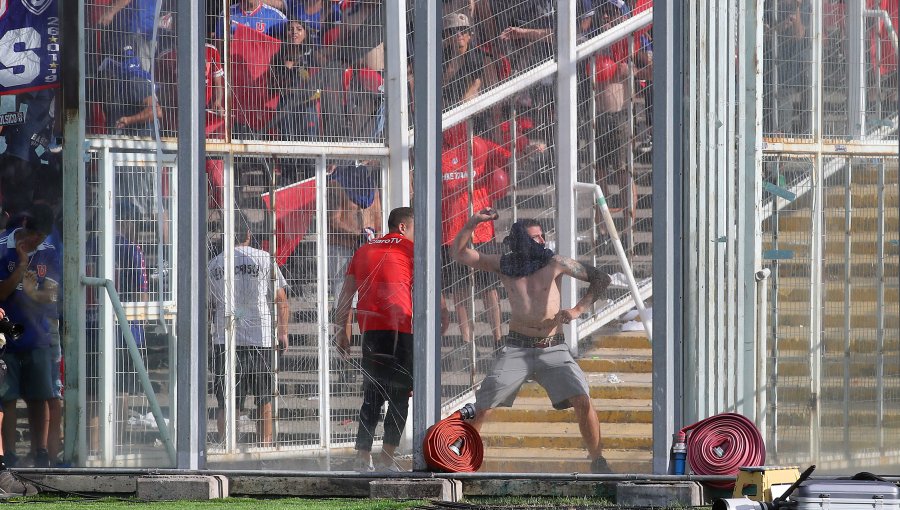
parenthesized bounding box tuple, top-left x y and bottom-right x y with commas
(77, 0, 656, 145)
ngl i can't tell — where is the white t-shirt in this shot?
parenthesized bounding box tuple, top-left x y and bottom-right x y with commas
(208, 245, 287, 347)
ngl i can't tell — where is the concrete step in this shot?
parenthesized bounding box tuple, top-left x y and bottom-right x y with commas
(582, 331, 651, 350)
(764, 233, 900, 257)
(824, 185, 898, 208)
(518, 372, 652, 400)
(773, 357, 900, 378)
(772, 380, 900, 402)
(486, 397, 652, 424)
(774, 280, 900, 303)
(770, 329, 900, 353)
(479, 448, 652, 473)
(576, 348, 652, 373)
(772, 209, 899, 233)
(479, 422, 652, 450)
(774, 311, 899, 329)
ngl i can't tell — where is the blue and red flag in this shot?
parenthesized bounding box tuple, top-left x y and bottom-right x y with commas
(0, 0, 60, 95)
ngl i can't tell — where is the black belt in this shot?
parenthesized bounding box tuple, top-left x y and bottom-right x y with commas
(504, 331, 565, 349)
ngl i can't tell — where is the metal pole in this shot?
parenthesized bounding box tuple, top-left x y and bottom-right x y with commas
(625, 31, 636, 257)
(175, 0, 207, 470)
(223, 153, 237, 452)
(101, 149, 115, 464)
(771, 160, 781, 457)
(740, 0, 765, 423)
(651, 0, 684, 475)
(61, 0, 86, 466)
(510, 104, 519, 224)
(385, 0, 411, 209)
(755, 267, 771, 434)
(574, 183, 651, 339)
(810, 0, 824, 464)
(847, 0, 867, 139)
(557, 0, 579, 357)
(683, 0, 700, 425)
(809, 154, 823, 463)
(82, 277, 177, 465)
(412, 0, 443, 472)
(588, 59, 599, 280)
(268, 159, 280, 450)
(315, 155, 332, 467)
(876, 157, 886, 453)
(842, 157, 853, 460)
(466, 121, 477, 383)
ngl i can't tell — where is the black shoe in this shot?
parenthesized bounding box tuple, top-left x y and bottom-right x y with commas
(590, 456, 613, 474)
(33, 449, 49, 469)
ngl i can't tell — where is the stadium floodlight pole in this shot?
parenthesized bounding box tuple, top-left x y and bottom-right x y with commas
(574, 183, 652, 341)
(411, 0, 443, 471)
(175, 0, 207, 469)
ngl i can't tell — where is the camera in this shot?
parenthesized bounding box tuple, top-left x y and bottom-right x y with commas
(0, 317, 24, 342)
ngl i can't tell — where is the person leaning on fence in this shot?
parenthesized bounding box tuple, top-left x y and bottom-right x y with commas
(333, 207, 421, 472)
(0, 207, 59, 468)
(207, 211, 290, 447)
(452, 208, 615, 474)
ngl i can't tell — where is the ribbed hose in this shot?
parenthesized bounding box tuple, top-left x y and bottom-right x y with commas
(423, 410, 483, 473)
(682, 412, 765, 489)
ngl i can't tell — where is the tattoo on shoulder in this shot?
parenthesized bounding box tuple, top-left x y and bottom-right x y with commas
(556, 256, 590, 280)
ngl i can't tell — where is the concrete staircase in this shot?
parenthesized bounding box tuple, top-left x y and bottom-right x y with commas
(763, 159, 900, 465)
(478, 330, 653, 473)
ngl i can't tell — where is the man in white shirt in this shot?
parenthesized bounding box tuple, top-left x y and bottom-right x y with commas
(208, 212, 289, 447)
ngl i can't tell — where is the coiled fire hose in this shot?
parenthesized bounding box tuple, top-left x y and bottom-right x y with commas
(423, 403, 483, 472)
(680, 412, 765, 489)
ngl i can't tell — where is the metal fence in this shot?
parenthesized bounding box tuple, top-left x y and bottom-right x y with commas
(9, 0, 890, 474)
(759, 0, 899, 472)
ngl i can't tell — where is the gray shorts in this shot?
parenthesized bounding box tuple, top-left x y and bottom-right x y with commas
(474, 339, 590, 411)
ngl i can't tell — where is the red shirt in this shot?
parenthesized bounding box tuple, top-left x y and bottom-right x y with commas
(441, 126, 510, 245)
(346, 233, 414, 333)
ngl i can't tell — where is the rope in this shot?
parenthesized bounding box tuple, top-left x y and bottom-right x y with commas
(423, 410, 483, 473)
(681, 412, 765, 489)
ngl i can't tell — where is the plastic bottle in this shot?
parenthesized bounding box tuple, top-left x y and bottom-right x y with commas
(672, 431, 687, 475)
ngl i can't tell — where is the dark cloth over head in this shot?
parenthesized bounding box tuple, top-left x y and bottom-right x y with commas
(499, 221, 555, 277)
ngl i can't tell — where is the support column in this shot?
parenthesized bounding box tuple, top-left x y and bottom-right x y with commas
(61, 0, 87, 466)
(557, 0, 579, 356)
(385, 1, 411, 209)
(175, 0, 207, 469)
(411, 0, 443, 472)
(651, 0, 685, 475)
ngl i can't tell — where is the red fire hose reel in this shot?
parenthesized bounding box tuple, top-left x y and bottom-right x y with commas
(423, 403, 483, 473)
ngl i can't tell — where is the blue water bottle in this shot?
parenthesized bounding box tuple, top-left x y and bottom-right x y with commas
(672, 431, 687, 475)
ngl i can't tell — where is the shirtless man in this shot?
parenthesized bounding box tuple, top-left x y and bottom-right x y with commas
(452, 208, 613, 474)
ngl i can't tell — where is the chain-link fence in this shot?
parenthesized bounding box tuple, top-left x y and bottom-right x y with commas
(760, 0, 899, 472)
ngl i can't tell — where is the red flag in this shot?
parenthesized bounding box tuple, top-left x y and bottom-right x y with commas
(261, 177, 318, 265)
(230, 24, 282, 132)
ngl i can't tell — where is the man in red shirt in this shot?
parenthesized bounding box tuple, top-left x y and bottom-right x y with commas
(441, 124, 506, 346)
(334, 207, 415, 472)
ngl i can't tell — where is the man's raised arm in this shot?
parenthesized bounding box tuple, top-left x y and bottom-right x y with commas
(554, 256, 611, 325)
(451, 208, 501, 272)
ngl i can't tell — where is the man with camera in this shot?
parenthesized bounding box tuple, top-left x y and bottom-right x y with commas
(0, 208, 60, 468)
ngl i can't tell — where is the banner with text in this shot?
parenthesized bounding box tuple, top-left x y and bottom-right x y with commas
(0, 0, 60, 95)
